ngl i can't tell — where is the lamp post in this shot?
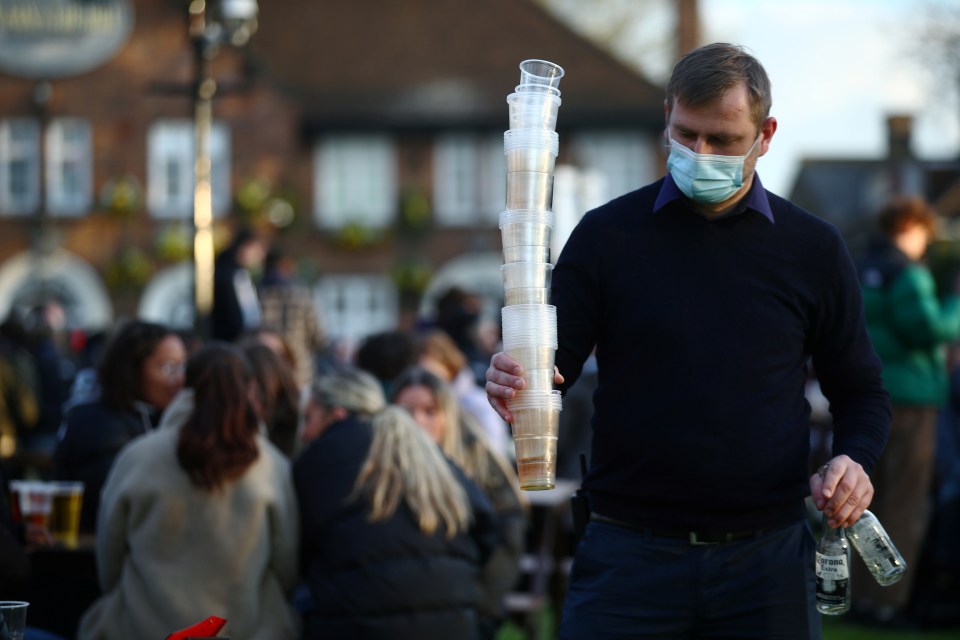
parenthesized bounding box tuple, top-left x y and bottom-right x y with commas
(188, 0, 257, 338)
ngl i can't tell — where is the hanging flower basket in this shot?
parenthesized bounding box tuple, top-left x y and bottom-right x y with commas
(99, 174, 143, 218)
(397, 188, 432, 235)
(331, 221, 387, 250)
(105, 248, 154, 291)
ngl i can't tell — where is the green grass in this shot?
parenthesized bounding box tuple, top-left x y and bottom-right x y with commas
(494, 605, 960, 640)
(823, 616, 960, 640)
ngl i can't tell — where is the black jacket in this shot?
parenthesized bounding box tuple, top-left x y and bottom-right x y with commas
(53, 400, 156, 532)
(293, 415, 498, 640)
(0, 463, 29, 599)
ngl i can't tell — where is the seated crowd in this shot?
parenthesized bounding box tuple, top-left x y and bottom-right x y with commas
(0, 307, 525, 640)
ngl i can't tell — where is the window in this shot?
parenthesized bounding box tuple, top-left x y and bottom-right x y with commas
(46, 118, 92, 216)
(314, 275, 398, 349)
(147, 119, 230, 219)
(433, 132, 505, 226)
(314, 135, 396, 229)
(571, 131, 655, 203)
(0, 118, 40, 216)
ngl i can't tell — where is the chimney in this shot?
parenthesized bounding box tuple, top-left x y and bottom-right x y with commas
(676, 0, 700, 61)
(887, 114, 914, 161)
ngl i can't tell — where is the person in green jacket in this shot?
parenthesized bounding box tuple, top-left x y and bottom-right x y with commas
(856, 195, 960, 626)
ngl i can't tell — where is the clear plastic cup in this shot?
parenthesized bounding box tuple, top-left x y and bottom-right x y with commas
(503, 128, 560, 154)
(502, 332, 558, 353)
(513, 435, 558, 490)
(507, 92, 562, 130)
(500, 304, 557, 340)
(502, 333, 558, 351)
(499, 210, 554, 247)
(518, 59, 565, 93)
(521, 368, 556, 391)
(505, 147, 557, 173)
(501, 222, 552, 248)
(510, 388, 563, 406)
(505, 171, 554, 211)
(501, 308, 557, 354)
(17, 482, 53, 529)
(501, 302, 556, 327)
(502, 245, 550, 264)
(505, 345, 556, 371)
(0, 601, 28, 640)
(514, 84, 560, 97)
(49, 481, 84, 548)
(509, 389, 563, 437)
(504, 286, 550, 305)
(500, 210, 555, 228)
(501, 262, 553, 290)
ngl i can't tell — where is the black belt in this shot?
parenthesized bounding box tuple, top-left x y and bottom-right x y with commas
(590, 512, 767, 546)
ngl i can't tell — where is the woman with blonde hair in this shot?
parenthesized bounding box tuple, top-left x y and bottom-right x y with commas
(293, 365, 497, 639)
(392, 366, 526, 640)
(417, 329, 511, 456)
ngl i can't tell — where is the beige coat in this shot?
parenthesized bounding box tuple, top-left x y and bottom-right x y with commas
(79, 391, 300, 640)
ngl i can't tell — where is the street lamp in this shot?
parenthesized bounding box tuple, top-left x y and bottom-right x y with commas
(188, 0, 258, 338)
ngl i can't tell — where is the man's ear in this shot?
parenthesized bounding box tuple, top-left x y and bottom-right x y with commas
(663, 99, 676, 144)
(758, 116, 778, 157)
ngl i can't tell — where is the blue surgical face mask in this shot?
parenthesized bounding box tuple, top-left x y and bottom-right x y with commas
(666, 134, 762, 204)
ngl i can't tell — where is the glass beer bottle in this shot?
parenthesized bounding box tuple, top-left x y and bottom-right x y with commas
(846, 509, 906, 586)
(816, 515, 851, 615)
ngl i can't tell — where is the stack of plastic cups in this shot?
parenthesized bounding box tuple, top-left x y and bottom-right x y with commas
(500, 59, 564, 491)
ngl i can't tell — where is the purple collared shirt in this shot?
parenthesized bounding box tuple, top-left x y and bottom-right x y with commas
(653, 172, 775, 223)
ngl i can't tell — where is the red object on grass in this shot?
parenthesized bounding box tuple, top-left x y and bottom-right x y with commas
(164, 616, 227, 639)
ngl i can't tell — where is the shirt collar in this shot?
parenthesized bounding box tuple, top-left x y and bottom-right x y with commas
(654, 173, 775, 223)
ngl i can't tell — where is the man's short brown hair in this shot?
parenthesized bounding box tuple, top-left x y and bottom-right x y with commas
(665, 42, 772, 133)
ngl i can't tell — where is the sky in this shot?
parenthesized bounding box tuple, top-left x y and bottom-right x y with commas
(698, 0, 960, 195)
(543, 0, 960, 197)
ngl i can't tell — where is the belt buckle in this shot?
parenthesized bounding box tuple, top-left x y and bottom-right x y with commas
(688, 531, 720, 546)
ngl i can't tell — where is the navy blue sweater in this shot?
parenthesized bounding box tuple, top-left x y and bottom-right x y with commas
(553, 176, 891, 532)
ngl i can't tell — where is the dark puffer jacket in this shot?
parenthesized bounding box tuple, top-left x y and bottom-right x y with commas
(53, 400, 156, 532)
(293, 415, 498, 640)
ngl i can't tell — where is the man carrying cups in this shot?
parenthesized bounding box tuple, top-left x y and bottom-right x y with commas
(486, 42, 890, 639)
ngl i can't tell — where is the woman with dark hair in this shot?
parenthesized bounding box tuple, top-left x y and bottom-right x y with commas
(242, 341, 302, 458)
(78, 343, 300, 639)
(54, 319, 186, 532)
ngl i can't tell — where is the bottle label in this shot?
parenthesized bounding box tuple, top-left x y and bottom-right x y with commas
(816, 552, 849, 579)
(850, 529, 905, 578)
(816, 552, 849, 604)
(866, 536, 898, 566)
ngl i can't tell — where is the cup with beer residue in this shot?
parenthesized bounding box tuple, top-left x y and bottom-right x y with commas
(49, 481, 84, 548)
(17, 482, 53, 529)
(7, 481, 25, 524)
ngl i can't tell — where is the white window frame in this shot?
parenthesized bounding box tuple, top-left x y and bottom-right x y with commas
(433, 132, 504, 227)
(147, 119, 230, 219)
(313, 134, 397, 230)
(0, 118, 41, 216)
(46, 118, 93, 217)
(571, 130, 655, 203)
(313, 274, 398, 349)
